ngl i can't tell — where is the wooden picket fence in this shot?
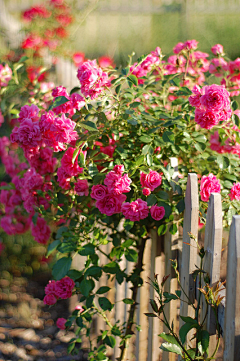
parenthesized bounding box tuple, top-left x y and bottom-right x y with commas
(71, 172, 240, 360)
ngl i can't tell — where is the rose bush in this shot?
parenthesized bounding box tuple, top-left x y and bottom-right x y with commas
(1, 40, 240, 359)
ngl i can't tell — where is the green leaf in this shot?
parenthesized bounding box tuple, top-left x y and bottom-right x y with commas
(158, 224, 168, 235)
(52, 257, 72, 280)
(160, 343, 182, 356)
(139, 135, 152, 143)
(217, 155, 230, 170)
(32, 213, 38, 225)
(78, 151, 85, 167)
(179, 322, 198, 345)
(179, 316, 198, 324)
(147, 194, 158, 206)
(67, 269, 83, 281)
(122, 298, 134, 305)
(111, 325, 121, 336)
(80, 120, 98, 132)
(159, 332, 180, 346)
(163, 292, 178, 303)
(79, 243, 95, 256)
(157, 191, 169, 200)
(125, 248, 138, 262)
(85, 266, 102, 278)
(233, 113, 240, 127)
(105, 335, 116, 348)
(47, 239, 61, 257)
(96, 286, 110, 294)
(70, 87, 81, 95)
(103, 261, 120, 274)
(72, 149, 79, 164)
(150, 299, 158, 312)
(58, 242, 76, 253)
(147, 154, 153, 166)
(144, 313, 157, 317)
(232, 100, 238, 111)
(162, 131, 174, 144)
(135, 155, 145, 166)
(88, 163, 99, 177)
(49, 96, 70, 110)
(17, 56, 29, 63)
(127, 74, 138, 86)
(176, 199, 185, 213)
(199, 330, 209, 353)
(169, 223, 178, 235)
(80, 278, 95, 297)
(142, 144, 151, 155)
(124, 220, 134, 231)
(98, 297, 113, 311)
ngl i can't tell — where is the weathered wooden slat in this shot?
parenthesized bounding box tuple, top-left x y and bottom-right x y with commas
(201, 193, 222, 355)
(223, 215, 240, 361)
(179, 173, 199, 347)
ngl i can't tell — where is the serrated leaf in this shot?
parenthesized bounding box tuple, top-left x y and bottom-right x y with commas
(199, 330, 209, 353)
(158, 224, 168, 235)
(142, 144, 151, 155)
(125, 248, 138, 262)
(79, 243, 95, 256)
(98, 297, 113, 311)
(80, 120, 98, 132)
(123, 298, 134, 305)
(105, 335, 116, 348)
(49, 96, 70, 110)
(217, 155, 229, 170)
(179, 322, 197, 345)
(52, 257, 72, 280)
(80, 278, 95, 297)
(160, 343, 182, 355)
(127, 74, 138, 86)
(139, 135, 152, 143)
(96, 286, 110, 294)
(162, 131, 174, 144)
(47, 239, 61, 257)
(157, 191, 169, 200)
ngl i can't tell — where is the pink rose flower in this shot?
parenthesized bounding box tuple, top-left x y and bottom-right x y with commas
(45, 280, 57, 295)
(75, 305, 84, 313)
(200, 173, 221, 202)
(43, 294, 57, 305)
(96, 194, 126, 216)
(18, 104, 39, 123)
(61, 147, 83, 177)
(75, 179, 89, 196)
(91, 185, 108, 200)
(183, 39, 198, 51)
(17, 119, 42, 147)
(211, 44, 224, 56)
(140, 170, 162, 191)
(142, 188, 151, 196)
(189, 85, 202, 108)
(230, 183, 240, 201)
(0, 64, 12, 87)
(195, 108, 220, 129)
(31, 217, 51, 244)
(150, 205, 165, 221)
(173, 42, 184, 54)
(55, 277, 75, 299)
(209, 58, 228, 77)
(121, 198, 149, 222)
(200, 84, 230, 112)
(104, 169, 132, 195)
(56, 318, 67, 330)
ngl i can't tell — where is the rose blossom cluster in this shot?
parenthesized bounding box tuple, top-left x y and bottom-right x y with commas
(189, 84, 232, 129)
(130, 47, 161, 84)
(0, 64, 12, 88)
(77, 60, 109, 99)
(90, 166, 165, 222)
(51, 86, 85, 116)
(43, 277, 75, 305)
(200, 173, 221, 202)
(229, 183, 240, 201)
(10, 104, 78, 153)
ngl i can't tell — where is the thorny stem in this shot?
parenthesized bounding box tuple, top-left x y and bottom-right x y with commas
(117, 237, 147, 361)
(210, 307, 221, 359)
(93, 301, 113, 329)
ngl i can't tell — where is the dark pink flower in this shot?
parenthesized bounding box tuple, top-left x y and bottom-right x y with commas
(31, 217, 51, 244)
(18, 104, 39, 123)
(150, 205, 165, 221)
(56, 318, 67, 329)
(142, 188, 151, 196)
(140, 170, 162, 191)
(55, 277, 75, 299)
(121, 199, 149, 222)
(90, 185, 108, 200)
(200, 84, 230, 112)
(61, 147, 83, 177)
(230, 183, 240, 201)
(211, 44, 224, 56)
(75, 179, 89, 196)
(43, 294, 57, 305)
(96, 194, 126, 216)
(200, 174, 221, 202)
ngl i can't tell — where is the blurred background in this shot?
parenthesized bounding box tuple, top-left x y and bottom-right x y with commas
(1, 0, 240, 64)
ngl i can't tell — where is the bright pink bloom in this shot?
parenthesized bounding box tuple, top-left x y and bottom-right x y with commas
(18, 104, 39, 123)
(113, 165, 124, 175)
(98, 56, 115, 68)
(45, 280, 57, 295)
(0, 64, 12, 87)
(96, 194, 126, 216)
(183, 39, 198, 51)
(150, 205, 165, 221)
(31, 217, 51, 244)
(142, 188, 151, 196)
(57, 167, 71, 189)
(209, 58, 228, 77)
(61, 147, 83, 177)
(77, 60, 109, 99)
(230, 183, 240, 201)
(43, 294, 57, 306)
(70, 93, 85, 111)
(56, 318, 67, 330)
(90, 185, 108, 200)
(195, 108, 220, 129)
(0, 214, 30, 235)
(122, 199, 149, 222)
(75, 179, 89, 196)
(140, 171, 162, 191)
(200, 174, 221, 202)
(75, 305, 84, 312)
(211, 44, 224, 56)
(189, 85, 202, 107)
(210, 131, 225, 153)
(200, 84, 231, 112)
(173, 42, 184, 54)
(73, 52, 85, 67)
(55, 277, 75, 299)
(104, 171, 132, 195)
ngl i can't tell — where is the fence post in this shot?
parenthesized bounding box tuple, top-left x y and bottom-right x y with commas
(223, 215, 240, 361)
(179, 173, 199, 347)
(201, 193, 222, 354)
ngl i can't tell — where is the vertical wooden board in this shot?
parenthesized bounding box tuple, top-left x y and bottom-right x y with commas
(148, 232, 157, 361)
(201, 193, 222, 355)
(223, 215, 240, 361)
(179, 173, 199, 348)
